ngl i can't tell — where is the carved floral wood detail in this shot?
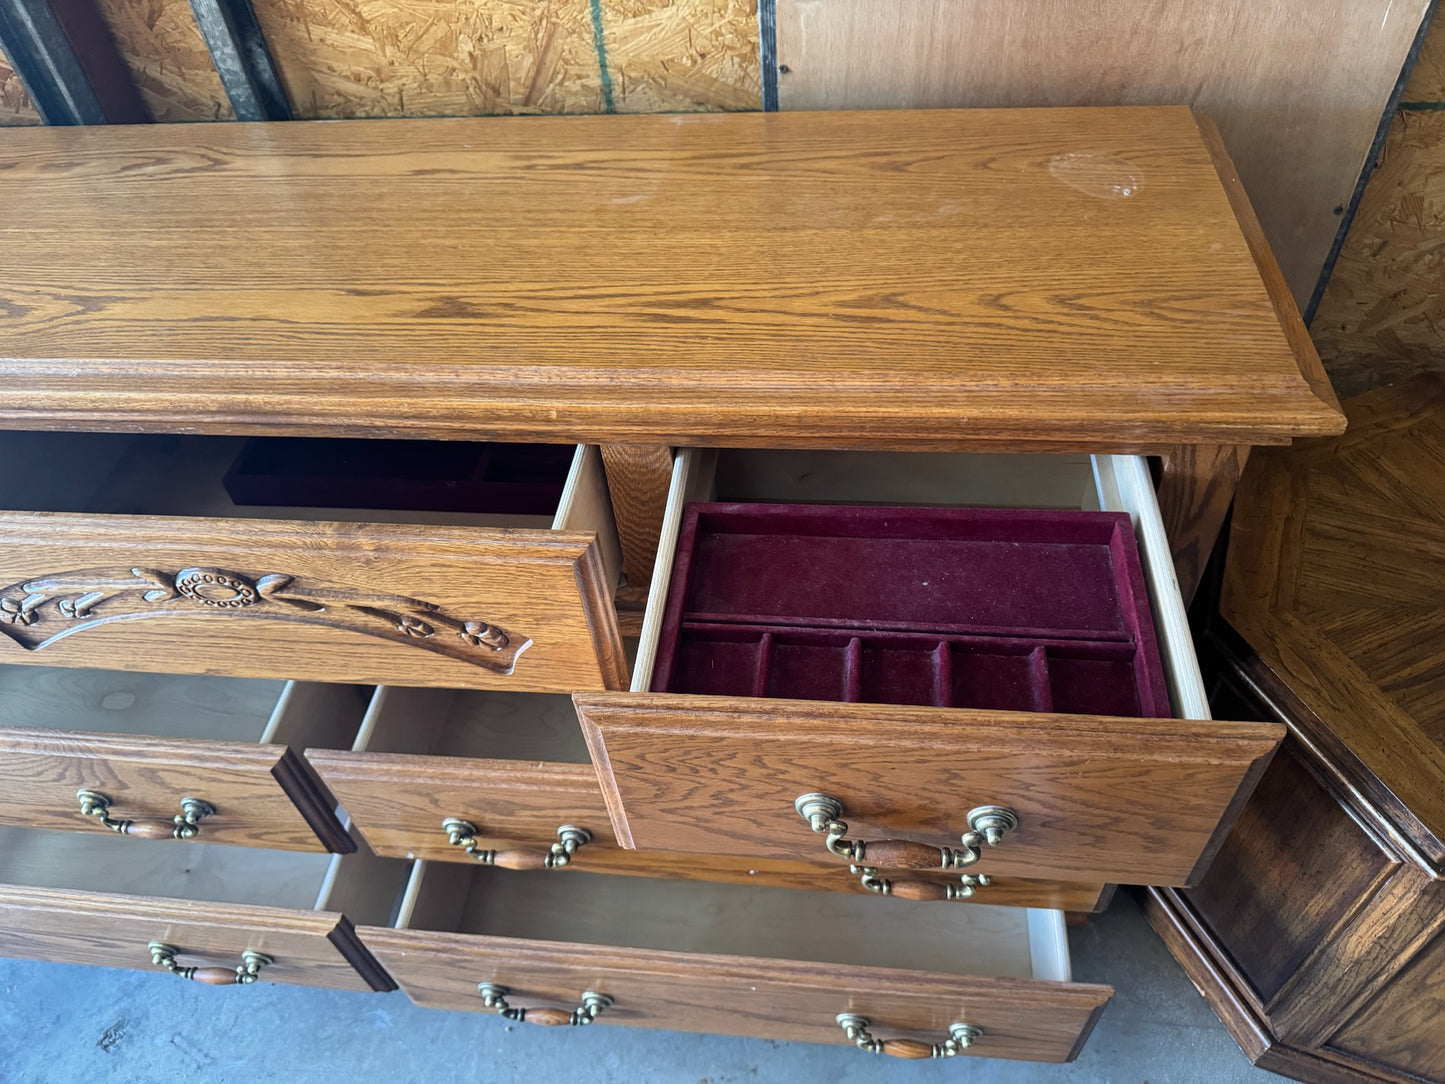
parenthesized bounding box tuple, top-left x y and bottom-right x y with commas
(0, 565, 531, 673)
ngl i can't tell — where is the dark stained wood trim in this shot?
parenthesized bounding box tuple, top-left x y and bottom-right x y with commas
(0, 0, 148, 124)
(327, 916, 398, 993)
(187, 0, 290, 121)
(1156, 443, 1250, 605)
(271, 748, 356, 855)
(1183, 736, 1278, 885)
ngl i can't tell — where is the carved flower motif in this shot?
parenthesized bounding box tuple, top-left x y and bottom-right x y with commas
(396, 615, 434, 638)
(0, 598, 37, 626)
(459, 620, 509, 650)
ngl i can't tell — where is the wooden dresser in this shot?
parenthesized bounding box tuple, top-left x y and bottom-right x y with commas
(0, 106, 1343, 1065)
(1147, 375, 1445, 1083)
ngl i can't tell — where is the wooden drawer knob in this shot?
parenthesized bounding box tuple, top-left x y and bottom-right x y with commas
(478, 983, 613, 1027)
(77, 790, 215, 841)
(442, 818, 591, 869)
(148, 942, 272, 985)
(795, 793, 1016, 901)
(837, 1014, 981, 1059)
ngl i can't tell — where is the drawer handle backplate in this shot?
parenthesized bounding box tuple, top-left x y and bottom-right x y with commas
(795, 793, 1017, 900)
(149, 941, 272, 985)
(77, 789, 215, 840)
(478, 983, 612, 1026)
(442, 818, 591, 869)
(837, 1013, 981, 1059)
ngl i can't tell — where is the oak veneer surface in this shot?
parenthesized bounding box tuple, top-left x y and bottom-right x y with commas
(1223, 374, 1445, 867)
(0, 108, 1340, 448)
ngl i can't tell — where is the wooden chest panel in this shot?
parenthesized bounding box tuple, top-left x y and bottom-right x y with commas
(0, 512, 624, 692)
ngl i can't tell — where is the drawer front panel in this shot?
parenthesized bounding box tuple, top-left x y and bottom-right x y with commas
(574, 694, 1284, 886)
(0, 512, 624, 692)
(304, 748, 1109, 909)
(0, 726, 350, 852)
(359, 930, 1110, 1062)
(0, 884, 385, 991)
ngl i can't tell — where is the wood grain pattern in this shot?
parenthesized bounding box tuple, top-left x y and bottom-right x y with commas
(0, 51, 41, 125)
(0, 511, 625, 692)
(600, 443, 674, 606)
(1312, 15, 1445, 398)
(774, 0, 1430, 308)
(303, 748, 1107, 909)
(1222, 375, 1445, 861)
(1156, 444, 1250, 605)
(0, 109, 1342, 449)
(573, 693, 1283, 885)
(1330, 925, 1445, 1079)
(0, 726, 350, 851)
(94, 0, 235, 120)
(250, 0, 758, 119)
(0, 883, 378, 990)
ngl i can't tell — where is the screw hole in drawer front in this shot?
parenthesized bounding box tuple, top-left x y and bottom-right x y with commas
(0, 433, 626, 691)
(357, 863, 1110, 1061)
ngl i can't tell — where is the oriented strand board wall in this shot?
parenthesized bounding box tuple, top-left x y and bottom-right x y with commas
(95, 0, 234, 121)
(0, 51, 41, 125)
(250, 0, 760, 118)
(1311, 18, 1445, 397)
(774, 0, 1430, 312)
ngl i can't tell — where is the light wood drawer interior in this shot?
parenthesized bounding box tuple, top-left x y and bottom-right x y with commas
(0, 823, 410, 990)
(0, 670, 369, 851)
(359, 861, 1111, 1062)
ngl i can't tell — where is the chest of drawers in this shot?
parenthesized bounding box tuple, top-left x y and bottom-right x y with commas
(0, 104, 1343, 1065)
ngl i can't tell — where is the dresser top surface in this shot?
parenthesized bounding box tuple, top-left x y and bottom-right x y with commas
(0, 106, 1340, 448)
(1223, 374, 1445, 855)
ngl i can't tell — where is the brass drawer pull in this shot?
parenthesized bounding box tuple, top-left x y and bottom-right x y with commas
(442, 818, 591, 869)
(77, 789, 215, 840)
(478, 983, 613, 1026)
(148, 942, 272, 985)
(796, 793, 1017, 899)
(837, 1014, 981, 1058)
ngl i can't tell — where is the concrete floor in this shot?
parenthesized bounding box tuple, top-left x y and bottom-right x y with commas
(0, 891, 1281, 1084)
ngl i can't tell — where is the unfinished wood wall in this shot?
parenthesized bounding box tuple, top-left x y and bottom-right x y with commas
(95, 0, 235, 121)
(774, 0, 1431, 312)
(1312, 18, 1445, 397)
(0, 53, 40, 125)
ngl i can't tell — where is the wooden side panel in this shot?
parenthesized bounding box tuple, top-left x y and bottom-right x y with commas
(1329, 924, 1445, 1079)
(574, 694, 1284, 885)
(359, 928, 1110, 1062)
(0, 51, 42, 125)
(250, 0, 759, 119)
(94, 0, 235, 121)
(774, 0, 1430, 307)
(1184, 741, 1397, 1005)
(0, 883, 375, 990)
(0, 726, 346, 852)
(302, 748, 1107, 909)
(0, 512, 625, 692)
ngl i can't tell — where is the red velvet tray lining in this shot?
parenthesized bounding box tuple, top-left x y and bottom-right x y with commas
(651, 503, 1171, 719)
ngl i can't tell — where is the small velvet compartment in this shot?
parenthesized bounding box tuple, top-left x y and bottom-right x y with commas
(651, 502, 1171, 719)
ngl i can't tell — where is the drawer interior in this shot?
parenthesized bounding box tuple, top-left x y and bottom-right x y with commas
(0, 665, 371, 749)
(348, 686, 591, 764)
(398, 862, 1071, 982)
(0, 431, 583, 528)
(0, 824, 402, 924)
(640, 450, 1207, 722)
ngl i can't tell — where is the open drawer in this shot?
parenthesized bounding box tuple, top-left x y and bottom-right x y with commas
(0, 667, 367, 851)
(0, 432, 625, 691)
(304, 686, 1109, 910)
(359, 861, 1111, 1063)
(574, 450, 1285, 888)
(0, 823, 408, 991)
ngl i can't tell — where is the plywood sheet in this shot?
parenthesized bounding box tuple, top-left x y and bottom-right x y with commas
(775, 0, 1430, 310)
(1311, 17, 1445, 396)
(0, 50, 42, 126)
(250, 0, 759, 119)
(95, 0, 234, 121)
